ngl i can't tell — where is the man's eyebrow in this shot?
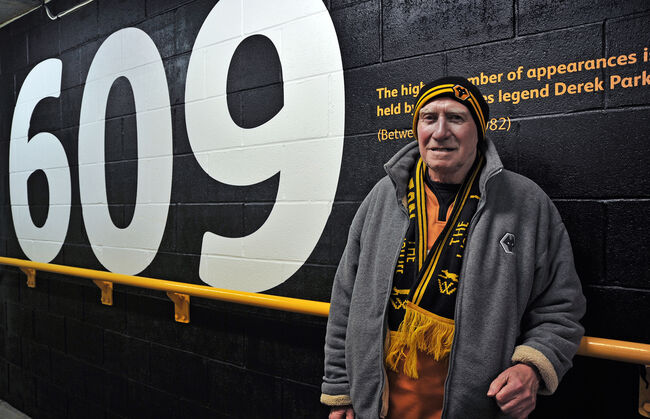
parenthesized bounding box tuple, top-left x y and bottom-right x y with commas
(445, 109, 470, 117)
(419, 107, 469, 117)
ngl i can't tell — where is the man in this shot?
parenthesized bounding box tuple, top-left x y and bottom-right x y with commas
(321, 76, 586, 419)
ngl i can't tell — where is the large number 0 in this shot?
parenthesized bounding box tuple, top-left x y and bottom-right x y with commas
(78, 28, 173, 275)
(185, 0, 344, 292)
(10, 59, 71, 262)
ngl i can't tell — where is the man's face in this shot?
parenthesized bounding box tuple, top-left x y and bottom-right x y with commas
(416, 97, 478, 184)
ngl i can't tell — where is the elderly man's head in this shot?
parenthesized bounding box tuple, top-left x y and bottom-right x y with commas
(412, 77, 489, 184)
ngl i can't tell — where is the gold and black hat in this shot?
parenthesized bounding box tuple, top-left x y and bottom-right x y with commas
(411, 76, 490, 142)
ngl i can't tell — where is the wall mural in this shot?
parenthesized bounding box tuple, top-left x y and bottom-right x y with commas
(8, 0, 344, 292)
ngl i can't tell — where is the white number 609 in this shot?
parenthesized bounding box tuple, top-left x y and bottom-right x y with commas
(9, 0, 344, 293)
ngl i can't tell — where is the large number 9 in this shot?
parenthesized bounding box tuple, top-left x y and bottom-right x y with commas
(185, 0, 345, 292)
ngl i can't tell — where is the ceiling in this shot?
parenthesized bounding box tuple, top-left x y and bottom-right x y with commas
(0, 0, 43, 27)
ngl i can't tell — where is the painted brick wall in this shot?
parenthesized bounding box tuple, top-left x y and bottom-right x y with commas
(0, 0, 649, 417)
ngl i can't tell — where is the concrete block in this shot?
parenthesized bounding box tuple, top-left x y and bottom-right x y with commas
(383, 0, 512, 60)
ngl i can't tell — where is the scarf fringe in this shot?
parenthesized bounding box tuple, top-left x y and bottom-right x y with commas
(385, 303, 455, 379)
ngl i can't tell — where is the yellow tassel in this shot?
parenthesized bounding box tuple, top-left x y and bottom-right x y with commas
(385, 302, 455, 379)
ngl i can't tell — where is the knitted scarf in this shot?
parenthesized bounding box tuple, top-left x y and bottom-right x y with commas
(385, 154, 484, 378)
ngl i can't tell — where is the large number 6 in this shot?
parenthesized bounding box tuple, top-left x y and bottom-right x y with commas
(78, 28, 173, 275)
(10, 59, 71, 262)
(185, 0, 345, 292)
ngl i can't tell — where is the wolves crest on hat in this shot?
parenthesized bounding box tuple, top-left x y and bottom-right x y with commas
(453, 84, 470, 101)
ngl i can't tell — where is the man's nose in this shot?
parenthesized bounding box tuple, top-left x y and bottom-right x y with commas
(432, 117, 449, 140)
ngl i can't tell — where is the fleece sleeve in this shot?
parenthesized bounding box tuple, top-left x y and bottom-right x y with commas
(512, 213, 586, 395)
(320, 195, 372, 406)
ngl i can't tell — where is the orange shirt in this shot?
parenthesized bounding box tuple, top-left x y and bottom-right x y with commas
(387, 184, 454, 419)
(387, 347, 449, 419)
(425, 183, 454, 251)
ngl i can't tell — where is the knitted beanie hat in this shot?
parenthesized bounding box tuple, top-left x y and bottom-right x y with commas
(411, 76, 490, 142)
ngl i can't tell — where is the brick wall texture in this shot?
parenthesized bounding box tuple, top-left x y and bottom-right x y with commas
(0, 0, 649, 417)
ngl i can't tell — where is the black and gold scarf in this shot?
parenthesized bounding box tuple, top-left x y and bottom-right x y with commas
(386, 153, 484, 378)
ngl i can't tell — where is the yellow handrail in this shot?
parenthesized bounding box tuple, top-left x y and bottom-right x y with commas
(0, 256, 330, 317)
(577, 336, 650, 365)
(0, 256, 648, 365)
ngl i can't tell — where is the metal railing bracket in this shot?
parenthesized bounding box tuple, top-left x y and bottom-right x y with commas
(640, 365, 650, 418)
(166, 292, 190, 323)
(93, 280, 113, 306)
(20, 267, 36, 288)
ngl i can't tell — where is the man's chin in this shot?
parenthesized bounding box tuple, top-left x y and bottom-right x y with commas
(425, 160, 455, 171)
(426, 163, 451, 174)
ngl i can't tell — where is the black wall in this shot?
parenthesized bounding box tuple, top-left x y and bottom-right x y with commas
(0, 0, 649, 417)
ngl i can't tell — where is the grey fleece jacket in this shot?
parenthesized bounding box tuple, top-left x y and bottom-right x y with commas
(321, 139, 586, 419)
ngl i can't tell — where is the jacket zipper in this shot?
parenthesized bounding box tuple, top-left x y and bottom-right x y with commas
(440, 167, 502, 419)
(377, 190, 410, 418)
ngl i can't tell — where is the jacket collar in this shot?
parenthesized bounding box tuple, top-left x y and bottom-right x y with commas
(478, 138, 504, 195)
(383, 138, 504, 199)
